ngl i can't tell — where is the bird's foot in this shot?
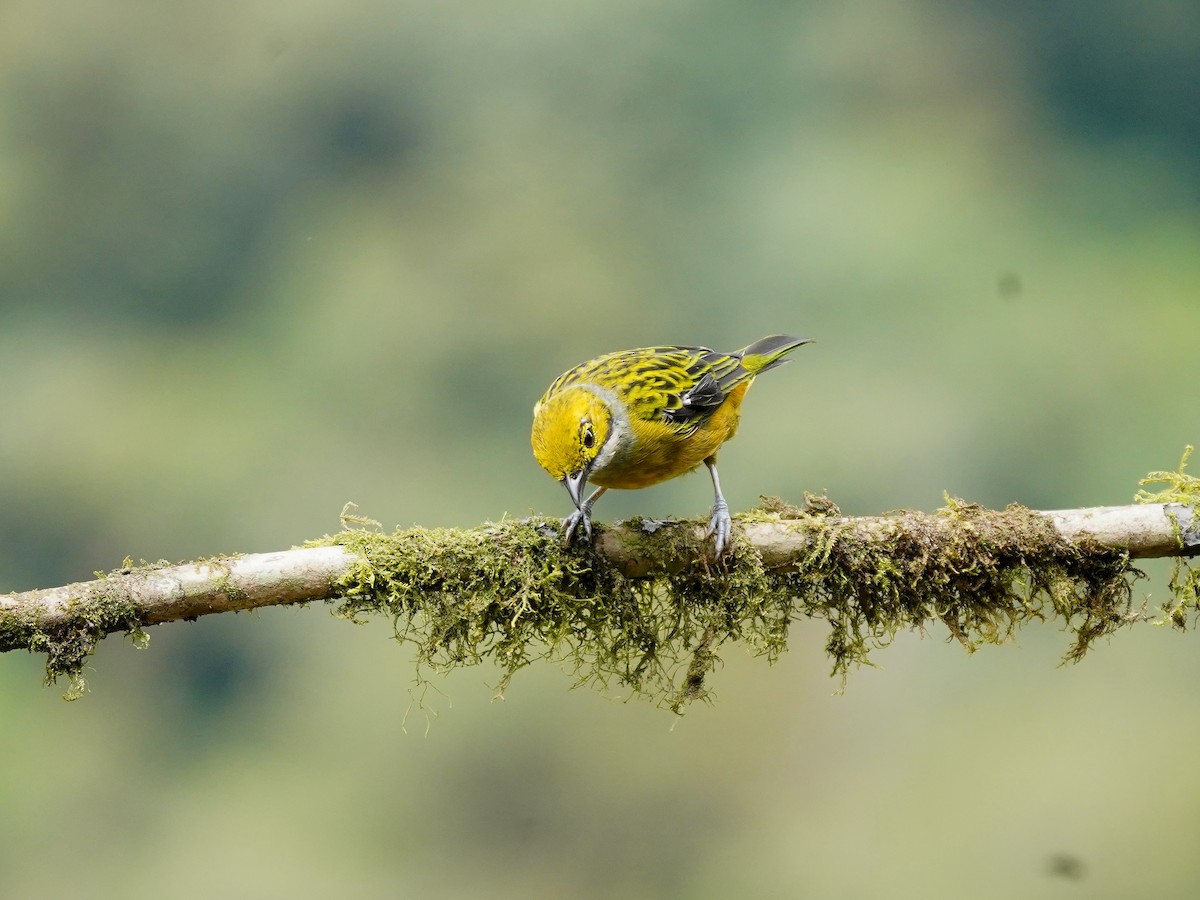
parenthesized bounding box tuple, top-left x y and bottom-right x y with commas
(562, 507, 593, 548)
(706, 499, 732, 557)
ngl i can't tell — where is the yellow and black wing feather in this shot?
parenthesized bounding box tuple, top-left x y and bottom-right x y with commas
(546, 336, 809, 434)
(548, 346, 743, 433)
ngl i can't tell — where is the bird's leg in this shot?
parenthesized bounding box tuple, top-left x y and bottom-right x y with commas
(562, 487, 607, 547)
(704, 458, 732, 556)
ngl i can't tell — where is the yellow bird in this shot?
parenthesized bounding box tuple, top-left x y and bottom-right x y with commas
(531, 334, 812, 555)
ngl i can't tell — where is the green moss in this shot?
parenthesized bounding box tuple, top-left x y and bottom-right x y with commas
(2, 587, 145, 700)
(211, 569, 250, 605)
(6, 454, 1194, 707)
(1137, 445, 1200, 628)
(0, 557, 174, 699)
(316, 497, 1140, 713)
(324, 519, 673, 704)
(1136, 445, 1199, 506)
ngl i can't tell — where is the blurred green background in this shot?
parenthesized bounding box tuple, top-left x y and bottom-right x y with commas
(2, 1, 1199, 897)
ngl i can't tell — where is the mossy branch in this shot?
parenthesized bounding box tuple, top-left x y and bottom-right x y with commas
(3, 494, 1197, 707)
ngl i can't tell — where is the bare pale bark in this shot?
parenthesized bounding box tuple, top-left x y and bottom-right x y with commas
(0, 547, 353, 632)
(1043, 503, 1199, 558)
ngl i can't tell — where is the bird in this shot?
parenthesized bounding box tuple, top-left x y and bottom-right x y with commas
(531, 334, 812, 555)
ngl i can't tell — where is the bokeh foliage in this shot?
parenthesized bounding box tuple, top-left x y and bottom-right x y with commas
(1, 1, 1199, 897)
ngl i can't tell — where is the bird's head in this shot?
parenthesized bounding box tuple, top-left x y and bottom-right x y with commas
(531, 387, 613, 509)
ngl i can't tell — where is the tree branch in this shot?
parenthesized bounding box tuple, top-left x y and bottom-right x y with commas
(2, 503, 1194, 635)
(2, 500, 1197, 706)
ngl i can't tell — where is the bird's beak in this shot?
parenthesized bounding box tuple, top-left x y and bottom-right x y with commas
(563, 469, 587, 510)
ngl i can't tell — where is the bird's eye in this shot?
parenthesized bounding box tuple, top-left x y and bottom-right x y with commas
(582, 423, 596, 449)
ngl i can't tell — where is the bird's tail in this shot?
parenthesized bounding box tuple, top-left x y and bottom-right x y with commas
(738, 334, 813, 375)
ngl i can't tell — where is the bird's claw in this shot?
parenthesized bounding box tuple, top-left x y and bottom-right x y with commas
(562, 507, 593, 548)
(706, 499, 732, 557)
